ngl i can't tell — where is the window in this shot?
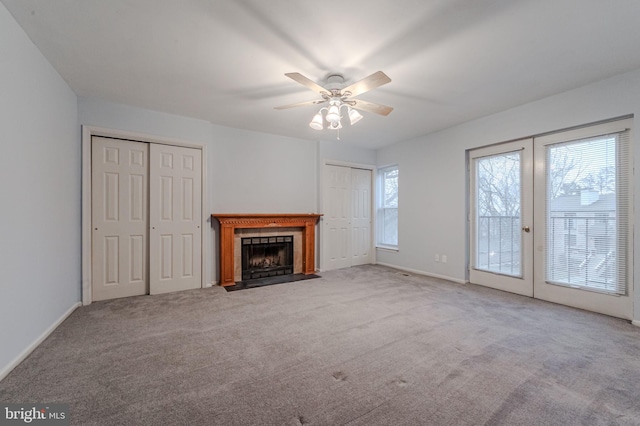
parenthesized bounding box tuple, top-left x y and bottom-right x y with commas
(377, 165, 398, 248)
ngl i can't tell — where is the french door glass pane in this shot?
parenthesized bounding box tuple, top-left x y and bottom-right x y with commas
(545, 134, 626, 295)
(475, 151, 522, 276)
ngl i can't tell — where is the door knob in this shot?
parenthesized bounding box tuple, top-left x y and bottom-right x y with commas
(522, 225, 530, 232)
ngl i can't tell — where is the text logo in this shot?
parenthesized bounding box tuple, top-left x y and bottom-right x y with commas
(1, 404, 69, 426)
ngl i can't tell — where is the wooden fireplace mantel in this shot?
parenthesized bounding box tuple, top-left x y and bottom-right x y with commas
(212, 213, 322, 286)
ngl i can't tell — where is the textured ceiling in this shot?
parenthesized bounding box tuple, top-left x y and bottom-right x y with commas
(4, 0, 640, 148)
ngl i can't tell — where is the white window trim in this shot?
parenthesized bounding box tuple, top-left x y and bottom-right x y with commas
(377, 164, 399, 249)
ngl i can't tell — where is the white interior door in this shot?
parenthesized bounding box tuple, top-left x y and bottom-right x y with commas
(92, 137, 148, 301)
(149, 144, 202, 294)
(351, 168, 372, 266)
(469, 139, 534, 297)
(323, 165, 352, 271)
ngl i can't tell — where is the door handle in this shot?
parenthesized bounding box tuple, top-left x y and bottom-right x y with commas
(522, 225, 530, 232)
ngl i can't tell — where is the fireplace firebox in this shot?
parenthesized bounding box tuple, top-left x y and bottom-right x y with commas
(241, 236, 294, 281)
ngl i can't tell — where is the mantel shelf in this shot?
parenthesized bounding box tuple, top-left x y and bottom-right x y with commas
(212, 213, 322, 286)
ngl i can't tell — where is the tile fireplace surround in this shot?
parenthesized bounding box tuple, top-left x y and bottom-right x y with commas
(212, 214, 322, 286)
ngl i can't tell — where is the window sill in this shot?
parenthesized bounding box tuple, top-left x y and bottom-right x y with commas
(376, 245, 399, 252)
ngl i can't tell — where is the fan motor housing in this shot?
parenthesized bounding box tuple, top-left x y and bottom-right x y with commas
(325, 74, 345, 91)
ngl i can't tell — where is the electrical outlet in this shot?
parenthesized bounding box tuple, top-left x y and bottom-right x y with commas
(434, 254, 440, 262)
(442, 255, 447, 263)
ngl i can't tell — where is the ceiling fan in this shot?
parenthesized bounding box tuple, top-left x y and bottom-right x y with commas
(275, 71, 393, 133)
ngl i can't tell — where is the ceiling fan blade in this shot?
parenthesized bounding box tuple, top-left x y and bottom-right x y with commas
(284, 72, 327, 94)
(342, 71, 391, 98)
(351, 99, 394, 116)
(274, 99, 327, 110)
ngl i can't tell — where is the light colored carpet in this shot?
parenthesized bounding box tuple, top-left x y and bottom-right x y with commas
(1, 265, 639, 425)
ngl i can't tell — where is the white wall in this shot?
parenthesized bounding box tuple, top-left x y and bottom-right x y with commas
(78, 97, 213, 144)
(377, 68, 640, 322)
(78, 97, 325, 285)
(207, 125, 319, 283)
(319, 140, 377, 166)
(0, 3, 80, 377)
(209, 125, 317, 214)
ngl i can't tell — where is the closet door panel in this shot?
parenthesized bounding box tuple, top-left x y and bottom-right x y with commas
(323, 165, 352, 271)
(150, 144, 202, 294)
(92, 137, 148, 301)
(351, 168, 372, 266)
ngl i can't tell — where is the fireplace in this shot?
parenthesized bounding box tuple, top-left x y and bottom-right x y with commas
(212, 214, 322, 286)
(241, 236, 293, 281)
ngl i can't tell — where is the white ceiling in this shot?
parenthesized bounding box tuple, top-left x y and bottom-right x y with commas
(4, 0, 640, 149)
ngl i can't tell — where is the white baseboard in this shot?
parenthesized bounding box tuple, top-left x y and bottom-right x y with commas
(375, 262, 466, 284)
(0, 302, 81, 382)
(632, 320, 640, 328)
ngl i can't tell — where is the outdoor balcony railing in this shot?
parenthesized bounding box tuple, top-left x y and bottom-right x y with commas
(476, 214, 620, 294)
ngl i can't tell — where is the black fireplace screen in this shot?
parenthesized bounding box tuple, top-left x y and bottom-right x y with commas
(241, 236, 294, 281)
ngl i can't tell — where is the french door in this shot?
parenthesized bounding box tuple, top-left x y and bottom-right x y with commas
(470, 119, 633, 319)
(469, 139, 534, 297)
(532, 120, 633, 319)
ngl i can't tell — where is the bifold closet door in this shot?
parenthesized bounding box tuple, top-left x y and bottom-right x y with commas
(351, 168, 372, 266)
(149, 144, 202, 294)
(92, 137, 149, 301)
(323, 165, 372, 271)
(324, 165, 352, 271)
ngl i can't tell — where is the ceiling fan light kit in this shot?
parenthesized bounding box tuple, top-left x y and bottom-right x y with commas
(348, 108, 363, 125)
(311, 102, 363, 131)
(275, 71, 393, 139)
(309, 112, 324, 130)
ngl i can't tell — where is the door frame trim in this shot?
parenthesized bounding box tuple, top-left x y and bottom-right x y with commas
(81, 125, 208, 305)
(320, 159, 376, 271)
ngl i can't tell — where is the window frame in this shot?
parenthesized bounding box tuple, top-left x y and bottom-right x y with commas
(376, 165, 399, 250)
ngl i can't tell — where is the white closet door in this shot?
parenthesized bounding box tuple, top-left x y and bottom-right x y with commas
(92, 137, 148, 301)
(323, 165, 352, 270)
(351, 168, 372, 266)
(149, 144, 202, 294)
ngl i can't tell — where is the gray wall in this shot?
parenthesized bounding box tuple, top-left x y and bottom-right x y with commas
(0, 3, 80, 376)
(377, 68, 640, 322)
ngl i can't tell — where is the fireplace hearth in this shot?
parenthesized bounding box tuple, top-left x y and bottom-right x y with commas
(241, 236, 293, 281)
